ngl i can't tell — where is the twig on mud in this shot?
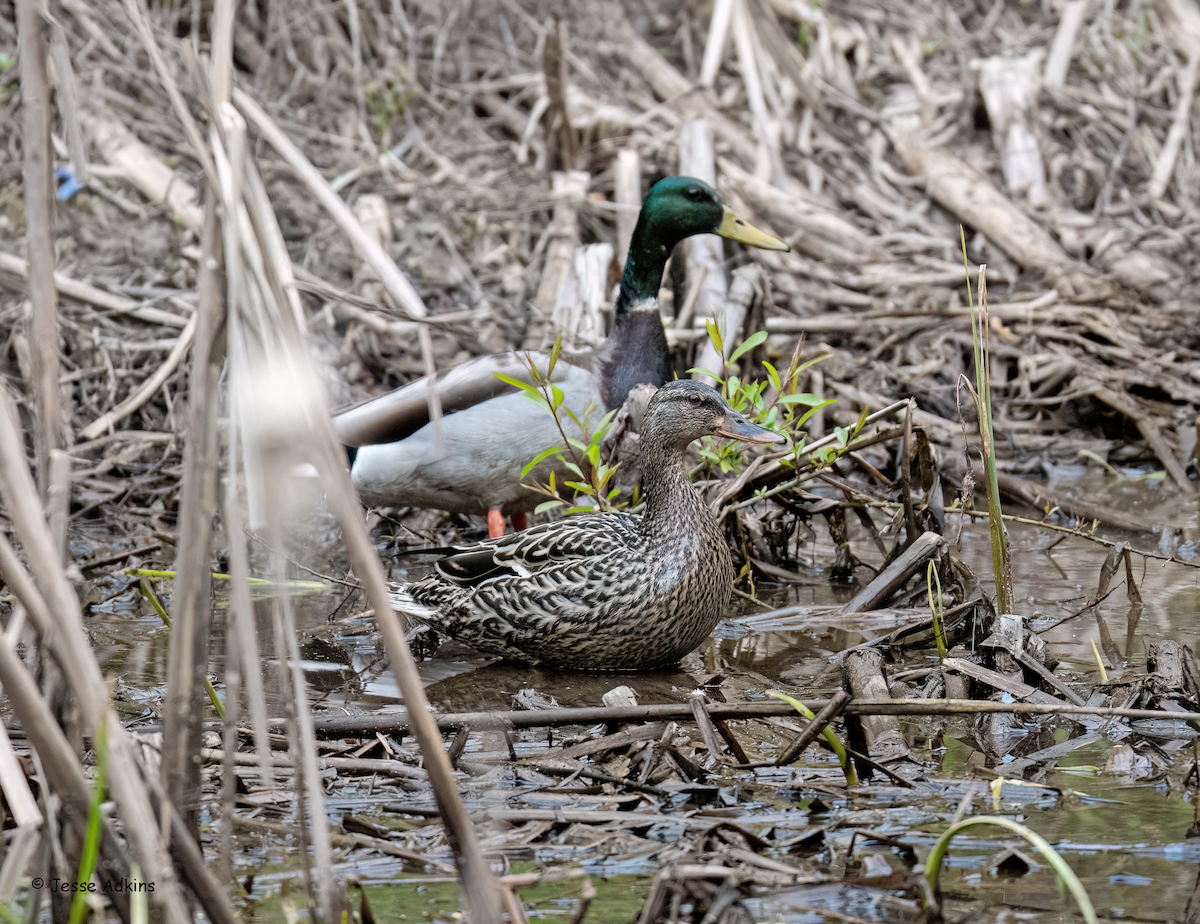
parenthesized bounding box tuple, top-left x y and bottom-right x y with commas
(0, 252, 191, 328)
(79, 313, 197, 440)
(232, 817, 454, 873)
(952, 507, 1200, 571)
(291, 698, 1200, 739)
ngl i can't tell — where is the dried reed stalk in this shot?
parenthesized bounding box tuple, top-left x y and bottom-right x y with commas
(0, 391, 231, 924)
(211, 91, 502, 919)
(15, 0, 61, 496)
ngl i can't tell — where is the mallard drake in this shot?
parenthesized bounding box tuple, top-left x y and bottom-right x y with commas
(334, 176, 788, 537)
(388, 380, 786, 670)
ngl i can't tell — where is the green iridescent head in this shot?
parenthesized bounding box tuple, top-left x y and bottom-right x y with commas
(618, 176, 788, 309)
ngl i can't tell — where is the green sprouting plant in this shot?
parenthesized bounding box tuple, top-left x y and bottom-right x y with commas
(690, 322, 835, 474)
(136, 577, 225, 718)
(923, 816, 1097, 924)
(961, 228, 1014, 617)
(68, 722, 106, 924)
(1076, 449, 1165, 483)
(927, 559, 947, 660)
(768, 691, 858, 786)
(494, 335, 623, 516)
(796, 21, 812, 52)
(365, 80, 415, 137)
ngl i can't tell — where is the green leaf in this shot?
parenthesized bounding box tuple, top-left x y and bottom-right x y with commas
(706, 318, 725, 358)
(729, 330, 768, 364)
(777, 393, 828, 406)
(563, 407, 585, 430)
(565, 480, 593, 493)
(493, 371, 536, 393)
(795, 352, 832, 375)
(762, 360, 782, 393)
(795, 400, 835, 426)
(563, 462, 584, 478)
(686, 366, 725, 381)
(594, 409, 618, 439)
(853, 405, 869, 436)
(597, 464, 619, 488)
(547, 333, 563, 375)
(521, 445, 563, 479)
(586, 444, 601, 469)
(834, 426, 850, 447)
(551, 384, 565, 409)
(534, 499, 565, 514)
(566, 437, 588, 452)
(564, 505, 594, 515)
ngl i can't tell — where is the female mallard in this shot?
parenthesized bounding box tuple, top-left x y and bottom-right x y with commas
(389, 380, 785, 670)
(334, 177, 788, 537)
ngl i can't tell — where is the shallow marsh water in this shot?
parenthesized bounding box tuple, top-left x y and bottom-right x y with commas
(68, 473, 1200, 923)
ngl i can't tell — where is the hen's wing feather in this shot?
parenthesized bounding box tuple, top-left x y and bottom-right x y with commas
(434, 514, 639, 586)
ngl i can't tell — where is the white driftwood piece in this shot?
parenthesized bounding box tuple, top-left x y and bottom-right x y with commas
(353, 193, 393, 306)
(90, 112, 205, 233)
(0, 719, 42, 902)
(550, 242, 613, 349)
(1042, 0, 1089, 88)
(680, 119, 730, 384)
(1147, 53, 1200, 201)
(731, 0, 779, 182)
(975, 52, 1050, 209)
(699, 0, 734, 86)
(717, 265, 760, 374)
(527, 170, 589, 349)
(614, 148, 641, 270)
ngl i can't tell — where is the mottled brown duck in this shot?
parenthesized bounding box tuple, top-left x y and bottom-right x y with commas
(388, 380, 785, 670)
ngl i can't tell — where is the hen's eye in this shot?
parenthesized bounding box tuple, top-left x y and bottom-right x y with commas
(688, 393, 701, 404)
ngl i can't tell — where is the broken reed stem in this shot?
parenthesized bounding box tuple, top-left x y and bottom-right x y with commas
(0, 392, 199, 924)
(161, 194, 223, 838)
(774, 689, 852, 767)
(293, 697, 1200, 738)
(962, 232, 1013, 616)
(208, 89, 500, 920)
(16, 0, 62, 497)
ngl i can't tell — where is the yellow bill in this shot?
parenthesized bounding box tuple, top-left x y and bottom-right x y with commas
(717, 207, 790, 251)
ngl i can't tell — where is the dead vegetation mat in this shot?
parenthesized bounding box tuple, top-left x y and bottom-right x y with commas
(3, 0, 1200, 919)
(3, 0, 1200, 553)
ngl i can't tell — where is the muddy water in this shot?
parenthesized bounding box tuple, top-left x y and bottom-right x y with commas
(77, 475, 1200, 921)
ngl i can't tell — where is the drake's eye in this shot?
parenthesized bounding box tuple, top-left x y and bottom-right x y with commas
(685, 186, 700, 200)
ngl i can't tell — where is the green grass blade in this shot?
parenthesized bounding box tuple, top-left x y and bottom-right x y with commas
(137, 579, 225, 719)
(960, 226, 1013, 616)
(924, 816, 1097, 924)
(767, 691, 858, 786)
(68, 723, 106, 924)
